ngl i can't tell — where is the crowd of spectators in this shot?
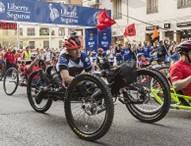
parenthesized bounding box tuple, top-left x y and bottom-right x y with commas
(0, 46, 60, 78)
(0, 38, 189, 75)
(87, 39, 184, 70)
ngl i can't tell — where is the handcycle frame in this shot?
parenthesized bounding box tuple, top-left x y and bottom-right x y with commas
(170, 88, 191, 110)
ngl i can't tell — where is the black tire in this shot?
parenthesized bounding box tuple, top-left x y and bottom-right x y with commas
(125, 69, 171, 123)
(27, 70, 52, 113)
(3, 67, 19, 95)
(64, 73, 114, 141)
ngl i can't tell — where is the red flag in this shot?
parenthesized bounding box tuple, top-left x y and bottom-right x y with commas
(97, 23, 111, 31)
(96, 9, 116, 30)
(124, 23, 136, 37)
(151, 27, 159, 40)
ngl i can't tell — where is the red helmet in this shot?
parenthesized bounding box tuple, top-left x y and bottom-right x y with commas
(63, 36, 82, 50)
(177, 40, 191, 54)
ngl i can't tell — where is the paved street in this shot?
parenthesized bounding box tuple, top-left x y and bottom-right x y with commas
(0, 81, 191, 146)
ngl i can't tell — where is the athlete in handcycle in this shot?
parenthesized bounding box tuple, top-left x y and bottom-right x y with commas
(27, 34, 115, 141)
(27, 33, 171, 141)
(158, 40, 191, 110)
(3, 54, 45, 95)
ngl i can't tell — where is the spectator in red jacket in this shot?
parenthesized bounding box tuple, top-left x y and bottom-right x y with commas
(4, 48, 16, 69)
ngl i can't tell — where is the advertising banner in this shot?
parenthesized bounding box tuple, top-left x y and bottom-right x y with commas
(85, 28, 98, 52)
(0, 0, 104, 27)
(98, 27, 112, 51)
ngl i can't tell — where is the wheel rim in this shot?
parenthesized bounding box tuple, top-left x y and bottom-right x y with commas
(4, 68, 18, 95)
(68, 80, 107, 135)
(128, 73, 165, 115)
(29, 72, 51, 110)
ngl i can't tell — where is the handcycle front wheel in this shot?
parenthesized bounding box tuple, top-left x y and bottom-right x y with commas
(125, 69, 171, 123)
(27, 70, 52, 113)
(3, 67, 19, 95)
(64, 73, 114, 141)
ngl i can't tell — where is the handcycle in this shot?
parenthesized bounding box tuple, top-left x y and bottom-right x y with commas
(3, 60, 42, 96)
(156, 66, 191, 110)
(27, 59, 171, 141)
(95, 57, 171, 123)
(27, 65, 114, 141)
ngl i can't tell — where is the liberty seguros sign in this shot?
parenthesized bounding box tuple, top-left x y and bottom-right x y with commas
(0, 0, 101, 26)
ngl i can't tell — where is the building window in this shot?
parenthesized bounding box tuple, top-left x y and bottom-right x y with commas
(58, 28, 65, 36)
(88, 0, 100, 8)
(19, 28, 23, 36)
(43, 41, 49, 49)
(40, 27, 49, 35)
(165, 31, 174, 41)
(113, 0, 122, 19)
(29, 41, 35, 49)
(177, 0, 191, 8)
(27, 28, 35, 36)
(147, 0, 158, 14)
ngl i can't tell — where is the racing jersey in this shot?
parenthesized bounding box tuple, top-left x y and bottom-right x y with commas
(169, 60, 191, 96)
(57, 52, 92, 76)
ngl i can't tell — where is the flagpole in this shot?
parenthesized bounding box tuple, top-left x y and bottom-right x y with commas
(115, 23, 124, 35)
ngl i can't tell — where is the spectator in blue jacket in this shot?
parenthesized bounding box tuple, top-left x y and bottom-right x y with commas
(115, 44, 123, 65)
(123, 42, 133, 62)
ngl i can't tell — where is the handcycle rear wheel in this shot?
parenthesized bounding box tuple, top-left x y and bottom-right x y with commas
(3, 67, 19, 95)
(125, 69, 171, 123)
(27, 70, 52, 113)
(64, 74, 114, 141)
